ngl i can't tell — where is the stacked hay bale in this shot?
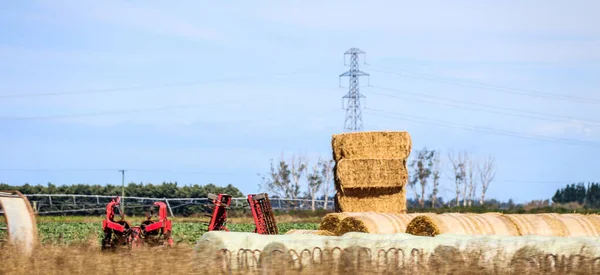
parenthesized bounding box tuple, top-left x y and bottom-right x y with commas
(406, 213, 521, 237)
(337, 212, 433, 235)
(332, 131, 412, 213)
(318, 212, 372, 233)
(405, 213, 600, 237)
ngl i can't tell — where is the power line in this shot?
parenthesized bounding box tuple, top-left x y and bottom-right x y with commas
(366, 64, 600, 105)
(368, 85, 600, 127)
(0, 98, 256, 121)
(0, 168, 253, 176)
(0, 68, 314, 99)
(364, 108, 600, 148)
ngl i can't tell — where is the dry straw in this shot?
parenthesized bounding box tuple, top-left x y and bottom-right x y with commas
(504, 214, 571, 237)
(319, 212, 371, 234)
(338, 213, 429, 235)
(581, 214, 600, 235)
(336, 187, 406, 213)
(284, 230, 336, 236)
(335, 159, 408, 189)
(406, 213, 520, 237)
(331, 131, 412, 162)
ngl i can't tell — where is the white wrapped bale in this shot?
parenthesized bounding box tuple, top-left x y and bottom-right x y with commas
(195, 231, 600, 273)
(194, 231, 335, 271)
(0, 191, 38, 255)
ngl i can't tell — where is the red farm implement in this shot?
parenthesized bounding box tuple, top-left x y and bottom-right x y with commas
(203, 193, 278, 235)
(247, 193, 278, 234)
(131, 201, 173, 248)
(101, 196, 134, 250)
(101, 196, 173, 251)
(205, 193, 233, 231)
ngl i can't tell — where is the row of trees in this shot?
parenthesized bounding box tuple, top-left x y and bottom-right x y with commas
(552, 182, 600, 208)
(0, 182, 245, 216)
(257, 148, 498, 211)
(258, 154, 334, 211)
(408, 148, 497, 208)
(0, 182, 243, 198)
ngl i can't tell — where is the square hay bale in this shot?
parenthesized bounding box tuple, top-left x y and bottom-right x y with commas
(331, 131, 412, 161)
(335, 159, 408, 189)
(336, 187, 406, 213)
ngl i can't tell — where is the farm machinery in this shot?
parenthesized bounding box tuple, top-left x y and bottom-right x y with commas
(101, 196, 173, 251)
(101, 192, 279, 250)
(204, 192, 279, 235)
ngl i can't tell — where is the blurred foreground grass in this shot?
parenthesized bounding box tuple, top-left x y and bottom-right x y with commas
(1, 241, 594, 275)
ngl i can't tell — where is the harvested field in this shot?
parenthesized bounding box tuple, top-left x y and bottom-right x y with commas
(284, 229, 336, 236)
(406, 213, 520, 237)
(338, 213, 428, 235)
(335, 159, 408, 189)
(331, 131, 412, 161)
(336, 187, 406, 213)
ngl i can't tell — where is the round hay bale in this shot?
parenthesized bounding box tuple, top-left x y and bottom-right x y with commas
(405, 213, 520, 237)
(536, 213, 600, 237)
(331, 131, 412, 161)
(581, 214, 600, 235)
(335, 159, 408, 189)
(504, 214, 569, 237)
(338, 213, 428, 235)
(319, 212, 370, 234)
(284, 230, 336, 236)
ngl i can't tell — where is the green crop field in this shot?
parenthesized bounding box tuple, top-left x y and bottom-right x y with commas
(1, 220, 319, 245)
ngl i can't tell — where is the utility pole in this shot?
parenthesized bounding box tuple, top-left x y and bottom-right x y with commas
(339, 47, 369, 132)
(118, 169, 125, 214)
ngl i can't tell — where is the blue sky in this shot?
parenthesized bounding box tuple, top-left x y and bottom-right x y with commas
(1, 1, 599, 203)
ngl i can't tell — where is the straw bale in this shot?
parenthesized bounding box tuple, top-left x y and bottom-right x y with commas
(338, 213, 430, 235)
(318, 212, 371, 233)
(581, 214, 600, 235)
(335, 159, 408, 189)
(521, 213, 600, 237)
(284, 229, 336, 236)
(406, 213, 520, 237)
(336, 187, 406, 213)
(331, 131, 412, 161)
(504, 214, 569, 237)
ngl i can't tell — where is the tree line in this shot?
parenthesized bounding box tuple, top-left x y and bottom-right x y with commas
(0, 182, 244, 216)
(256, 148, 498, 211)
(0, 182, 243, 198)
(552, 182, 600, 208)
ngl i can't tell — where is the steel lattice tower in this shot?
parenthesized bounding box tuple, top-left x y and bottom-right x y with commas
(339, 48, 369, 132)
